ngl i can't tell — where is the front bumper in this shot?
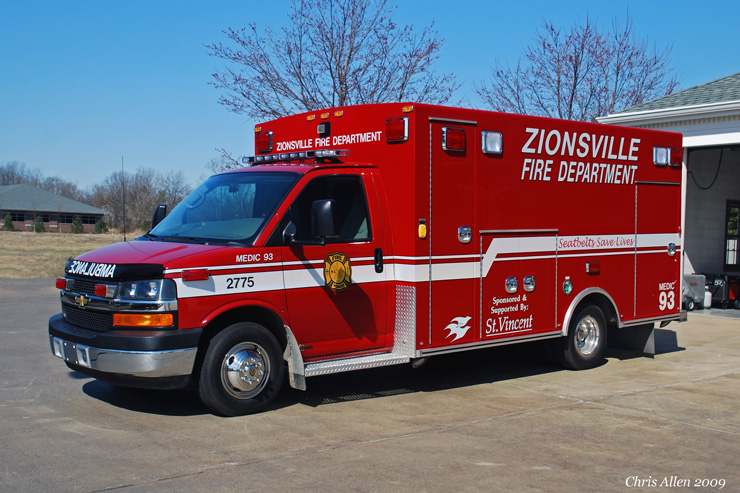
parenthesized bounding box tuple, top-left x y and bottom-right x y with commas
(48, 313, 201, 383)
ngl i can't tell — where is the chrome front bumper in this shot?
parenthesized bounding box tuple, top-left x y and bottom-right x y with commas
(49, 335, 197, 378)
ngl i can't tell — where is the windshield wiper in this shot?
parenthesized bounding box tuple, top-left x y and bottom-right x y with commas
(162, 236, 202, 244)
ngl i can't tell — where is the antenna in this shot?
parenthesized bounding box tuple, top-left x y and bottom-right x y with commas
(122, 156, 126, 242)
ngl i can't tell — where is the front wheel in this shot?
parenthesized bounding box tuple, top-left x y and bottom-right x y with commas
(197, 322, 284, 416)
(553, 305, 607, 370)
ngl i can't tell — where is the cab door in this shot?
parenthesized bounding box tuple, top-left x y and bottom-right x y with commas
(279, 171, 390, 359)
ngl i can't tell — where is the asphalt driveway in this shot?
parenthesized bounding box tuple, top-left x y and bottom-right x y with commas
(1, 278, 738, 492)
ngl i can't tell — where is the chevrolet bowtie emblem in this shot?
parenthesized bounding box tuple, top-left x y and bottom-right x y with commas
(75, 294, 90, 308)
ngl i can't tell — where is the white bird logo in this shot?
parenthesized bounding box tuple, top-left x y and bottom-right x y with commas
(445, 316, 472, 342)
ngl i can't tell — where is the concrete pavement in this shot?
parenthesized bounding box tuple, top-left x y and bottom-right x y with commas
(1, 278, 738, 492)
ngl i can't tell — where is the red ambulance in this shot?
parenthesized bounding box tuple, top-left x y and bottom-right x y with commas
(49, 103, 685, 416)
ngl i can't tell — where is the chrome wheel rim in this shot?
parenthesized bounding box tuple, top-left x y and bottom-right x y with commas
(221, 342, 270, 399)
(574, 315, 600, 357)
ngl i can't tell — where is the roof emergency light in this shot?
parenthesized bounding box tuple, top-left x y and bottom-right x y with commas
(255, 130, 273, 154)
(442, 127, 466, 152)
(669, 147, 683, 167)
(653, 147, 682, 167)
(481, 131, 503, 154)
(386, 117, 409, 143)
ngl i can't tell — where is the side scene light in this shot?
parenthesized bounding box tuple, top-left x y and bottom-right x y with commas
(481, 131, 503, 154)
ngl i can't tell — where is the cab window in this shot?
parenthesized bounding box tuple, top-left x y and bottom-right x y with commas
(289, 175, 372, 243)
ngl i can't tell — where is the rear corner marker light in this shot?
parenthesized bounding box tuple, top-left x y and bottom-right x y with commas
(182, 268, 209, 282)
(669, 148, 683, 167)
(386, 117, 409, 143)
(56, 278, 68, 290)
(442, 127, 466, 152)
(402, 105, 414, 113)
(113, 313, 174, 328)
(255, 130, 273, 154)
(481, 131, 503, 154)
(653, 147, 668, 166)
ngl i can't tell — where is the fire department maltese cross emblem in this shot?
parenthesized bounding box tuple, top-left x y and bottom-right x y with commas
(324, 252, 352, 292)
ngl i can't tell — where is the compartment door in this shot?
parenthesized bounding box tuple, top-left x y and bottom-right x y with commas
(635, 182, 682, 318)
(428, 120, 477, 348)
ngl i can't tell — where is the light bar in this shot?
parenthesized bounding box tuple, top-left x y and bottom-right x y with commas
(243, 149, 351, 165)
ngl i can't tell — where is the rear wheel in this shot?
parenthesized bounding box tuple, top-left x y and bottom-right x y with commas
(553, 305, 607, 370)
(197, 322, 284, 416)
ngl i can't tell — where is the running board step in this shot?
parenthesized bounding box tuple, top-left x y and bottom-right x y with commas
(304, 353, 411, 377)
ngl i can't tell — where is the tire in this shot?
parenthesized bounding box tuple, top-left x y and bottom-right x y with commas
(553, 305, 607, 370)
(687, 299, 695, 311)
(197, 322, 284, 416)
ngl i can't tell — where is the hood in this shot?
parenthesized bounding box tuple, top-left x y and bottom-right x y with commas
(67, 240, 242, 280)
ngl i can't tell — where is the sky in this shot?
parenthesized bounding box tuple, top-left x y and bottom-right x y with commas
(1, 0, 738, 191)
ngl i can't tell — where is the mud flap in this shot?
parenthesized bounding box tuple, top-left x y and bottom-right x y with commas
(283, 325, 307, 391)
(609, 323, 655, 356)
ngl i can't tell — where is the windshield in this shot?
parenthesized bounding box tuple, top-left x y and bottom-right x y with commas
(146, 171, 299, 245)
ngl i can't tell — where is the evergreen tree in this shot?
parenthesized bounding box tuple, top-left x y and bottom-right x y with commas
(71, 216, 84, 234)
(33, 216, 45, 233)
(94, 218, 108, 234)
(3, 213, 14, 231)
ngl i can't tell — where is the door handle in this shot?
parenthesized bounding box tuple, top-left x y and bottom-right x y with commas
(458, 226, 472, 244)
(374, 248, 384, 273)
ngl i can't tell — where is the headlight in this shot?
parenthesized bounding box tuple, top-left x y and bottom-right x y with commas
(117, 279, 177, 301)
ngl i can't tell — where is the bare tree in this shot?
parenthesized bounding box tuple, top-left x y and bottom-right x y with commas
(159, 171, 192, 207)
(207, 0, 459, 119)
(1, 160, 86, 202)
(475, 14, 678, 122)
(90, 168, 191, 232)
(0, 161, 41, 185)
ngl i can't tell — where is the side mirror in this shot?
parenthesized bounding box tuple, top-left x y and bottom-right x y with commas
(151, 204, 167, 228)
(283, 221, 297, 245)
(311, 199, 336, 239)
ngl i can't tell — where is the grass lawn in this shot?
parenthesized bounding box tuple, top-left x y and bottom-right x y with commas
(0, 231, 130, 278)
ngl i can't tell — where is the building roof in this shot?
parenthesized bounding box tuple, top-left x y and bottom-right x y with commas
(596, 72, 740, 148)
(612, 72, 740, 115)
(0, 184, 105, 215)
